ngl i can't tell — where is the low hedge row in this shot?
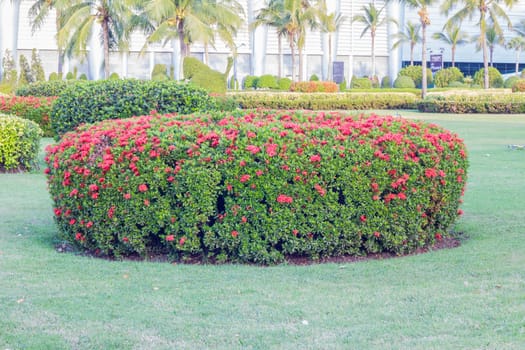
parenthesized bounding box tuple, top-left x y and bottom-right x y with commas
(45, 110, 468, 264)
(0, 96, 56, 136)
(15, 80, 80, 97)
(0, 113, 42, 172)
(50, 79, 216, 138)
(229, 92, 418, 110)
(418, 94, 525, 113)
(289, 81, 339, 93)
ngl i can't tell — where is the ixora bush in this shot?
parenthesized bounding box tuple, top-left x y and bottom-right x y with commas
(45, 110, 468, 264)
(0, 114, 42, 172)
(0, 95, 56, 137)
(289, 81, 338, 93)
(51, 79, 215, 138)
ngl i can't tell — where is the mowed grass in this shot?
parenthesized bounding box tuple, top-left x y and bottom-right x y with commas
(1, 113, 524, 349)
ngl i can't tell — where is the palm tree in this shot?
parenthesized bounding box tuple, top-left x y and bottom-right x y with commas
(392, 21, 421, 66)
(251, 0, 287, 78)
(507, 36, 525, 74)
(281, 0, 318, 81)
(472, 25, 504, 67)
(57, 0, 142, 79)
(352, 3, 389, 79)
(402, 0, 437, 98)
(316, 0, 346, 81)
(144, 0, 243, 79)
(432, 24, 469, 67)
(442, 0, 517, 89)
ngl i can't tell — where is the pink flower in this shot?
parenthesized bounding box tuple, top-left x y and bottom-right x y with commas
(256, 170, 264, 176)
(310, 154, 321, 163)
(246, 145, 261, 154)
(123, 237, 129, 243)
(231, 230, 239, 238)
(425, 168, 437, 178)
(360, 215, 367, 223)
(266, 144, 278, 157)
(314, 184, 326, 197)
(374, 231, 381, 238)
(123, 193, 131, 200)
(277, 194, 293, 204)
(138, 184, 148, 192)
(240, 174, 251, 183)
(89, 184, 99, 192)
(166, 235, 175, 242)
(435, 233, 442, 240)
(179, 236, 186, 245)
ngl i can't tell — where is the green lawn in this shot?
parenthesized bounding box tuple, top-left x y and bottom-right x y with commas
(1, 112, 524, 349)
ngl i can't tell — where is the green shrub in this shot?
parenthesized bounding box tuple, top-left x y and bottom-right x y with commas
(277, 77, 292, 91)
(418, 93, 525, 113)
(183, 57, 227, 93)
(151, 64, 169, 81)
(256, 74, 278, 89)
(18, 54, 33, 86)
(393, 75, 416, 88)
(370, 75, 380, 88)
(108, 72, 120, 80)
(309, 74, 319, 81)
(65, 72, 75, 80)
(243, 75, 258, 90)
(447, 81, 468, 88)
(0, 96, 56, 137)
(0, 113, 42, 172)
(398, 65, 433, 88)
(473, 67, 503, 88)
(45, 110, 467, 264)
(289, 81, 338, 93)
(511, 79, 525, 92)
(31, 49, 46, 82)
(434, 67, 464, 88)
(339, 78, 347, 91)
(504, 75, 521, 89)
(381, 76, 391, 88)
(351, 77, 373, 89)
(16, 80, 79, 97)
(50, 79, 215, 137)
(230, 92, 418, 110)
(48, 72, 61, 81)
(79, 73, 88, 80)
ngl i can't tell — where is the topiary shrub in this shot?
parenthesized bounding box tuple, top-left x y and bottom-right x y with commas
(393, 75, 416, 88)
(289, 81, 338, 93)
(381, 76, 391, 88)
(31, 49, 46, 82)
(183, 57, 227, 93)
(18, 54, 33, 86)
(0, 96, 56, 137)
(0, 113, 42, 172)
(45, 110, 467, 264)
(504, 75, 521, 89)
(48, 72, 61, 81)
(243, 75, 258, 90)
(16, 80, 80, 97)
(79, 73, 88, 80)
(511, 79, 525, 92)
(309, 74, 319, 81)
(277, 77, 292, 91)
(398, 65, 433, 88)
(256, 74, 278, 89)
(351, 77, 373, 89)
(50, 79, 215, 138)
(473, 67, 503, 88)
(151, 64, 169, 81)
(339, 78, 347, 91)
(434, 67, 464, 88)
(108, 72, 120, 80)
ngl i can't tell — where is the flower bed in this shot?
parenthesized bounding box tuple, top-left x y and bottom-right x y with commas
(0, 96, 56, 137)
(45, 110, 468, 264)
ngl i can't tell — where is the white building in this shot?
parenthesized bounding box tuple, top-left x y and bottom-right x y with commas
(1, 0, 523, 85)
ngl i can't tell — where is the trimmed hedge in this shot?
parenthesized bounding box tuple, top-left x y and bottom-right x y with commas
(183, 57, 227, 93)
(289, 81, 338, 93)
(398, 65, 433, 88)
(0, 96, 56, 137)
(434, 67, 464, 88)
(228, 92, 418, 110)
(50, 79, 215, 137)
(0, 113, 42, 172)
(256, 74, 279, 89)
(45, 110, 467, 264)
(351, 77, 373, 89)
(512, 79, 525, 92)
(418, 94, 525, 113)
(15, 80, 80, 97)
(394, 76, 416, 89)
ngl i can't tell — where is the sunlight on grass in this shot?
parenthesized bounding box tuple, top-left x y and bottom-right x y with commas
(1, 112, 525, 349)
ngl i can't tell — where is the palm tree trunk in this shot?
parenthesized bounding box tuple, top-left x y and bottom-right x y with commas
(371, 31, 376, 77)
(278, 35, 282, 78)
(452, 46, 455, 67)
(56, 11, 64, 75)
(204, 44, 209, 64)
(516, 51, 520, 75)
(178, 21, 188, 57)
(490, 46, 494, 67)
(298, 46, 304, 82)
(101, 18, 110, 79)
(289, 36, 295, 81)
(410, 43, 414, 66)
(328, 34, 332, 81)
(481, 20, 489, 89)
(421, 23, 427, 98)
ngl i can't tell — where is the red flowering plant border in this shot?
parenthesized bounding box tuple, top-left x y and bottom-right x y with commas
(0, 96, 56, 137)
(45, 110, 468, 264)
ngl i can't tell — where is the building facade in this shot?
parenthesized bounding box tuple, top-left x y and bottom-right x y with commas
(1, 0, 523, 85)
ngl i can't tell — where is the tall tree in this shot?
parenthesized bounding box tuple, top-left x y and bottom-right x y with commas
(281, 0, 318, 81)
(316, 0, 346, 81)
(432, 24, 469, 67)
(251, 0, 287, 78)
(471, 25, 504, 67)
(352, 3, 391, 79)
(392, 21, 421, 66)
(506, 36, 525, 74)
(402, 0, 437, 98)
(442, 0, 516, 89)
(57, 0, 143, 79)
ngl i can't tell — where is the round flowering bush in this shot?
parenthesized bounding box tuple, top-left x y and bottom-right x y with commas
(45, 110, 468, 264)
